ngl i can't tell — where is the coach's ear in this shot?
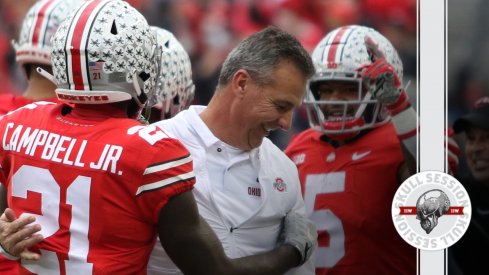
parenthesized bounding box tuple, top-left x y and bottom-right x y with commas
(231, 69, 252, 98)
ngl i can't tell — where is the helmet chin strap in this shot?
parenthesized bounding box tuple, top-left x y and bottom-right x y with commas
(403, 80, 411, 92)
(131, 73, 145, 108)
(164, 97, 172, 116)
(310, 93, 326, 123)
(36, 67, 56, 84)
(355, 92, 372, 119)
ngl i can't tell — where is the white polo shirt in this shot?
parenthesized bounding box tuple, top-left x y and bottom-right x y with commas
(206, 140, 262, 227)
(147, 105, 314, 275)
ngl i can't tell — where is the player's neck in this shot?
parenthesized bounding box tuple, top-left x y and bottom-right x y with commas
(23, 75, 57, 101)
(69, 103, 129, 120)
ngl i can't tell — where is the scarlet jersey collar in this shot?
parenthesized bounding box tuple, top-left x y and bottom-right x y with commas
(66, 104, 128, 121)
(319, 128, 372, 148)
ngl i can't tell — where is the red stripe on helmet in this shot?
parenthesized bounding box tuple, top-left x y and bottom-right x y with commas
(69, 0, 104, 90)
(326, 26, 350, 69)
(31, 0, 57, 45)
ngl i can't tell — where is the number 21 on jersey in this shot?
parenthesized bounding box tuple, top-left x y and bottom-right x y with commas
(12, 165, 93, 274)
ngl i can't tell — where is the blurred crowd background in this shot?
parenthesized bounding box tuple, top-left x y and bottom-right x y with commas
(448, 0, 489, 180)
(1, 0, 418, 149)
(448, 0, 489, 125)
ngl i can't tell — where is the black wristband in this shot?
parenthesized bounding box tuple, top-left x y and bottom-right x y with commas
(0, 242, 19, 260)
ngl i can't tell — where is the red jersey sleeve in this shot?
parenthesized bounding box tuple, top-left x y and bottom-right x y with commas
(135, 137, 195, 224)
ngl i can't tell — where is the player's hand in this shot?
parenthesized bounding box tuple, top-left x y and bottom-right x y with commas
(446, 128, 461, 175)
(361, 36, 408, 112)
(277, 211, 317, 266)
(362, 58, 402, 105)
(0, 208, 43, 260)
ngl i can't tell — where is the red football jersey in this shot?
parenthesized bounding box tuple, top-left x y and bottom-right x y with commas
(0, 94, 59, 273)
(0, 102, 195, 275)
(0, 94, 62, 116)
(285, 124, 416, 275)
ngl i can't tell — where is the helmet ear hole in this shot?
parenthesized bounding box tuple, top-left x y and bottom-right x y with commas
(139, 71, 150, 82)
(173, 95, 180, 105)
(110, 20, 118, 35)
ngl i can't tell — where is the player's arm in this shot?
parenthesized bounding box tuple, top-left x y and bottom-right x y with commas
(158, 190, 316, 275)
(362, 38, 417, 179)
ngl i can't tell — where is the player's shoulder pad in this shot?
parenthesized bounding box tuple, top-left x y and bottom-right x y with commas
(287, 128, 318, 149)
(4, 101, 55, 117)
(126, 123, 180, 146)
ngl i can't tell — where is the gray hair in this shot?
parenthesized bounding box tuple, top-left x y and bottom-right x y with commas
(218, 26, 315, 87)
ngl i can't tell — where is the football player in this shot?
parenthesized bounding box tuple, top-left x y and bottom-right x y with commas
(0, 1, 315, 274)
(145, 26, 195, 123)
(0, 0, 85, 273)
(0, 0, 85, 115)
(284, 25, 417, 274)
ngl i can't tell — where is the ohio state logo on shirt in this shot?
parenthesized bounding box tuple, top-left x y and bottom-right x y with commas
(273, 177, 287, 192)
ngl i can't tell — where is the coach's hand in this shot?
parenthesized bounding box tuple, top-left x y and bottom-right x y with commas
(277, 211, 317, 266)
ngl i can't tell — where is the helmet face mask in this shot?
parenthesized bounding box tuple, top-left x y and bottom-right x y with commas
(305, 72, 386, 139)
(50, 0, 159, 106)
(305, 25, 402, 140)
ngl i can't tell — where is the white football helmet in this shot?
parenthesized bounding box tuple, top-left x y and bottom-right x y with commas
(304, 25, 403, 140)
(49, 0, 159, 106)
(149, 26, 195, 119)
(13, 0, 84, 67)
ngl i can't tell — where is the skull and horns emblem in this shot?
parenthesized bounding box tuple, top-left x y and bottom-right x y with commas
(416, 189, 450, 234)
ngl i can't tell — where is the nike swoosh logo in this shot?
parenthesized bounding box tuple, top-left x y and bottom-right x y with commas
(352, 151, 371, 161)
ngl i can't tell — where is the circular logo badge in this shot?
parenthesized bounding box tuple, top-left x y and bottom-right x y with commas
(391, 171, 472, 251)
